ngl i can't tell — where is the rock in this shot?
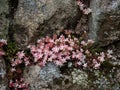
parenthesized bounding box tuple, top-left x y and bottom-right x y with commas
(89, 0, 120, 46)
(91, 68, 120, 90)
(71, 68, 88, 88)
(0, 57, 7, 90)
(24, 62, 61, 90)
(0, 0, 9, 39)
(106, 42, 120, 66)
(14, 0, 80, 48)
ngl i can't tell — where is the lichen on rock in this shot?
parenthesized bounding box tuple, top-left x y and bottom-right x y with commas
(71, 68, 88, 87)
(24, 62, 61, 90)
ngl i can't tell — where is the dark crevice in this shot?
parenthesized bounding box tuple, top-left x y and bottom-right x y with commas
(9, 0, 18, 19)
(101, 40, 120, 48)
(8, 0, 19, 42)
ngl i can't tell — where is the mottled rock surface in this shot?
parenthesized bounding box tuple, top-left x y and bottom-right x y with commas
(0, 0, 9, 39)
(24, 62, 61, 90)
(0, 57, 7, 90)
(0, 0, 120, 90)
(14, 0, 80, 48)
(0, 0, 9, 89)
(89, 68, 120, 90)
(105, 42, 120, 66)
(89, 0, 120, 46)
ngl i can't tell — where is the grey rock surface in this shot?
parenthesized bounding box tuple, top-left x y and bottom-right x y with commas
(0, 0, 9, 39)
(0, 57, 7, 90)
(24, 62, 61, 90)
(89, 0, 120, 46)
(14, 0, 80, 48)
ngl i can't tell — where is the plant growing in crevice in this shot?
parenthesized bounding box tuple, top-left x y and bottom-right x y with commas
(0, 1, 117, 90)
(77, 0, 92, 15)
(1, 30, 116, 90)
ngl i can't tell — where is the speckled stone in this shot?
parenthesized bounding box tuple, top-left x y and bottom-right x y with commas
(0, 0, 9, 39)
(0, 57, 7, 90)
(24, 62, 61, 90)
(71, 68, 88, 87)
(89, 0, 120, 46)
(14, 0, 80, 48)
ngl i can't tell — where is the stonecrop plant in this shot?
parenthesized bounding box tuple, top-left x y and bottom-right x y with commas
(77, 0, 92, 15)
(28, 30, 115, 69)
(0, 1, 116, 90)
(0, 30, 116, 90)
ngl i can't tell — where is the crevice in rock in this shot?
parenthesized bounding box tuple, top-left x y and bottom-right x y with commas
(28, 7, 81, 45)
(98, 40, 120, 48)
(101, 40, 120, 49)
(75, 0, 90, 39)
(8, 0, 18, 42)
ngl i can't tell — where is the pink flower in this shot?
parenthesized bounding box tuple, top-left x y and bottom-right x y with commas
(11, 68, 16, 72)
(11, 59, 22, 66)
(77, 0, 84, 10)
(81, 41, 87, 46)
(83, 63, 87, 67)
(9, 80, 14, 87)
(98, 56, 105, 62)
(77, 61, 82, 66)
(48, 54, 57, 61)
(52, 46, 59, 53)
(25, 61, 30, 66)
(59, 45, 65, 50)
(17, 51, 25, 59)
(87, 39, 94, 44)
(67, 46, 73, 51)
(94, 63, 101, 69)
(46, 42, 54, 48)
(0, 51, 5, 56)
(54, 61, 63, 66)
(65, 56, 70, 60)
(60, 58, 67, 63)
(0, 39, 7, 46)
(83, 8, 92, 15)
(85, 50, 90, 54)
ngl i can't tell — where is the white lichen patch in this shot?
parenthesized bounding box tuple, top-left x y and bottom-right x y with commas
(71, 68, 88, 87)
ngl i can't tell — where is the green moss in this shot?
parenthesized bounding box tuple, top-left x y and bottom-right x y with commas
(3, 41, 19, 62)
(101, 60, 114, 69)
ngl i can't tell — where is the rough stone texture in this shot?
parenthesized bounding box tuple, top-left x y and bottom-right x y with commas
(71, 69, 88, 88)
(92, 68, 120, 90)
(89, 0, 120, 46)
(0, 57, 7, 90)
(51, 67, 120, 90)
(0, 0, 9, 39)
(24, 62, 61, 90)
(0, 0, 9, 89)
(14, 0, 80, 48)
(105, 42, 120, 66)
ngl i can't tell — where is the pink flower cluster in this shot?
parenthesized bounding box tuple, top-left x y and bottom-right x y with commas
(9, 79, 29, 90)
(11, 51, 30, 71)
(0, 39, 7, 56)
(29, 33, 86, 67)
(28, 31, 114, 69)
(10, 51, 30, 90)
(77, 0, 92, 15)
(4, 30, 115, 90)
